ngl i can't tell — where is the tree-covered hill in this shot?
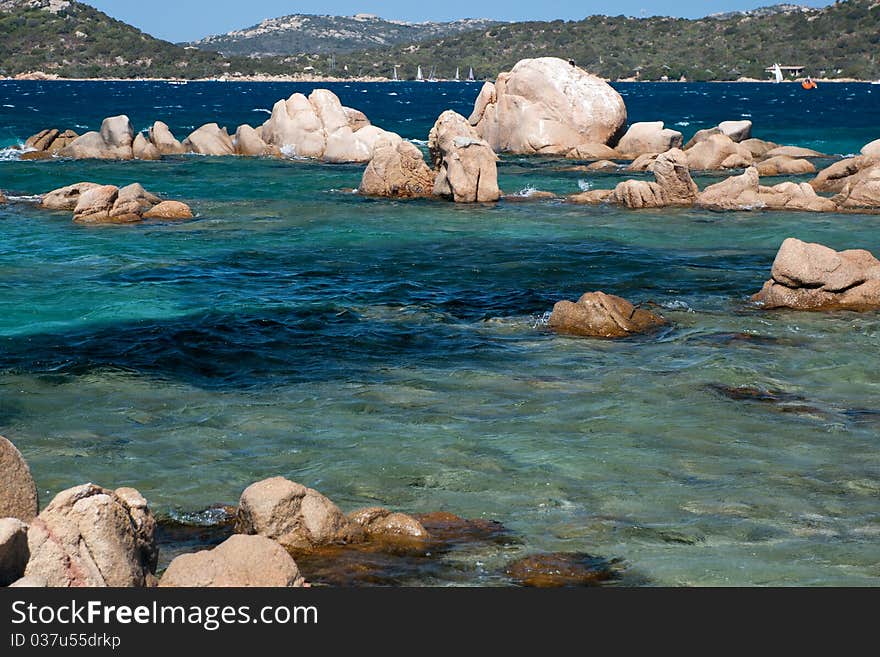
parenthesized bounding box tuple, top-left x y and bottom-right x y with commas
(295, 0, 880, 81)
(1, 0, 878, 81)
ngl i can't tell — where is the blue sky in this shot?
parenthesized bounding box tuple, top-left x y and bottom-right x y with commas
(86, 1, 833, 43)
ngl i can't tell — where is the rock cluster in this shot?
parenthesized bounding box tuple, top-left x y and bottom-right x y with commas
(752, 238, 880, 311)
(468, 57, 627, 156)
(24, 90, 399, 164)
(547, 291, 666, 338)
(358, 137, 435, 198)
(40, 182, 192, 224)
(615, 121, 683, 157)
(695, 167, 835, 212)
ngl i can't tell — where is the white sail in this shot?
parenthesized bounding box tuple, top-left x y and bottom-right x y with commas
(773, 63, 783, 83)
(416, 65, 423, 81)
(455, 67, 460, 81)
(468, 67, 475, 81)
(393, 66, 398, 81)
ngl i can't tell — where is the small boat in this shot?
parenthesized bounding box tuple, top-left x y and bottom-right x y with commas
(801, 77, 817, 90)
(772, 63, 784, 83)
(416, 66, 424, 82)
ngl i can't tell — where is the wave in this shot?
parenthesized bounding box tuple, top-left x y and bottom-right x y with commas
(251, 108, 271, 115)
(408, 138, 428, 145)
(510, 186, 542, 198)
(0, 147, 25, 161)
(577, 179, 592, 192)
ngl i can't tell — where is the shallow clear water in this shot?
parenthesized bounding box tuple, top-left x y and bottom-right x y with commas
(1, 81, 879, 586)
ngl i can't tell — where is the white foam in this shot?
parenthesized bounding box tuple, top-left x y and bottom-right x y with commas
(577, 179, 592, 192)
(251, 108, 271, 114)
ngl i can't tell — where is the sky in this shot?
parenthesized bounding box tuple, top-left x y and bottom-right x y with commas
(85, 1, 833, 43)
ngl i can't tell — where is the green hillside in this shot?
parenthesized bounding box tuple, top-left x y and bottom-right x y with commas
(293, 1, 880, 81)
(1, 0, 879, 81)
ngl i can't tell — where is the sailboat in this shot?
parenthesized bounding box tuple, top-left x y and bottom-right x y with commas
(772, 63, 784, 83)
(428, 66, 438, 82)
(455, 67, 460, 82)
(467, 67, 475, 82)
(416, 65, 424, 82)
(392, 66, 398, 81)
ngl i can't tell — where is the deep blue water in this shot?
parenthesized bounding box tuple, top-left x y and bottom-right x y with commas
(1, 81, 879, 586)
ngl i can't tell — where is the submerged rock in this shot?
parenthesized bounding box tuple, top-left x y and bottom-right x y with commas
(0, 435, 39, 523)
(566, 189, 614, 204)
(752, 237, 880, 311)
(0, 518, 29, 586)
(468, 57, 627, 155)
(506, 552, 620, 587)
(548, 291, 666, 338)
(25, 484, 158, 587)
(429, 110, 500, 203)
(61, 115, 134, 160)
(615, 121, 683, 156)
(348, 507, 428, 542)
(160, 534, 305, 587)
(236, 476, 364, 551)
(358, 136, 434, 198)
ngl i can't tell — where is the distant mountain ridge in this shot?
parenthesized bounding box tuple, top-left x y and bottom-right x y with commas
(707, 3, 813, 19)
(187, 14, 502, 56)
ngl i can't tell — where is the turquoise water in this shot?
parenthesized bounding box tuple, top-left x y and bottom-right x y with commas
(1, 81, 879, 586)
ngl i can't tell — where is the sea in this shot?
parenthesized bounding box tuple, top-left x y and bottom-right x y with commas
(0, 80, 879, 586)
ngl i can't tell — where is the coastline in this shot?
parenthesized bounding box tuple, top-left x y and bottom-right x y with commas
(3, 73, 876, 84)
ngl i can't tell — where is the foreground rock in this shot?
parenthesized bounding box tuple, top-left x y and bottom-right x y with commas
(548, 291, 666, 338)
(0, 436, 39, 522)
(25, 484, 158, 587)
(236, 477, 364, 551)
(60, 115, 134, 160)
(752, 238, 880, 311)
(468, 57, 627, 156)
(696, 167, 835, 212)
(358, 136, 435, 198)
(429, 110, 500, 203)
(160, 535, 305, 587)
(261, 89, 397, 163)
(615, 121, 683, 157)
(611, 148, 697, 208)
(0, 518, 29, 586)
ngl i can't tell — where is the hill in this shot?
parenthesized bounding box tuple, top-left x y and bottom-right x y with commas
(1, 1, 879, 82)
(293, 0, 880, 81)
(188, 14, 501, 57)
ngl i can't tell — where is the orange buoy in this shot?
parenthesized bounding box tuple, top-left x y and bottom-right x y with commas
(802, 78, 817, 90)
